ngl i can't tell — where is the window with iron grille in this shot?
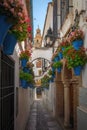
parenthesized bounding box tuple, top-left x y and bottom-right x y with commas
(85, 0, 87, 11)
(53, 0, 58, 37)
(61, 0, 69, 27)
(0, 51, 15, 130)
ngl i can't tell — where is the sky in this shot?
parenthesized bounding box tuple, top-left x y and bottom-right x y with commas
(33, 0, 52, 37)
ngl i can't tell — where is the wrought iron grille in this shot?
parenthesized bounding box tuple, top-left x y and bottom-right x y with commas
(0, 51, 14, 130)
(53, 0, 58, 37)
(61, 0, 69, 26)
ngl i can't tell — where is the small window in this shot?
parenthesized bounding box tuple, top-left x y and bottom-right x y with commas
(85, 1, 87, 10)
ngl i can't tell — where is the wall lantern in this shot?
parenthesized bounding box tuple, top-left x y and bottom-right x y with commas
(44, 27, 60, 47)
(44, 27, 54, 47)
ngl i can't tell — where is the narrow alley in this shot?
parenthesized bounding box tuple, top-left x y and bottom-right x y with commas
(0, 0, 87, 130)
(25, 100, 63, 130)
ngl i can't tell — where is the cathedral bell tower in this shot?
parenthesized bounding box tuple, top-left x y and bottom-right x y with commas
(34, 26, 42, 48)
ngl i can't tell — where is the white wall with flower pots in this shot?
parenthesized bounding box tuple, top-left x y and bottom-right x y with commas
(73, 0, 87, 129)
(31, 47, 53, 62)
(40, 2, 56, 115)
(11, 46, 34, 130)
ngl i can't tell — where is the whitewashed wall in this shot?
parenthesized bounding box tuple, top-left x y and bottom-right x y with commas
(12, 47, 34, 130)
(42, 3, 53, 39)
(32, 48, 53, 62)
(82, 29, 87, 88)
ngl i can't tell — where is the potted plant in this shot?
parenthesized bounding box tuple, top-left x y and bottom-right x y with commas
(0, 0, 31, 39)
(23, 62, 34, 73)
(69, 29, 84, 50)
(41, 75, 50, 89)
(0, 0, 32, 55)
(48, 69, 53, 76)
(56, 46, 63, 60)
(51, 50, 60, 62)
(53, 61, 63, 73)
(19, 50, 31, 67)
(59, 39, 70, 51)
(27, 62, 34, 68)
(63, 46, 87, 75)
(19, 71, 28, 88)
(19, 71, 34, 88)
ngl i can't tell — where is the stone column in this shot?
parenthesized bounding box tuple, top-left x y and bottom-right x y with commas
(71, 77, 79, 130)
(63, 81, 70, 127)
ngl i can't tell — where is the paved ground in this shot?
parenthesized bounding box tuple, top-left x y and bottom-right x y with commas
(25, 100, 63, 130)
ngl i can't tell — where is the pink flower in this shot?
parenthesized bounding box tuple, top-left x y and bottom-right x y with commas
(25, 18, 30, 23)
(18, 12, 23, 17)
(10, 8, 14, 14)
(19, 20, 25, 24)
(3, 2, 9, 8)
(27, 26, 32, 32)
(19, 27, 23, 32)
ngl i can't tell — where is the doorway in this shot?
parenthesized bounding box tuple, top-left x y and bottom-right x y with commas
(0, 51, 15, 130)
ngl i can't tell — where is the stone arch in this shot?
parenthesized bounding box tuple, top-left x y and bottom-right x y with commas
(31, 57, 51, 64)
(31, 48, 53, 62)
(61, 61, 78, 129)
(55, 59, 75, 128)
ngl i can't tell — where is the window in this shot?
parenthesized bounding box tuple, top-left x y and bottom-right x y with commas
(85, 1, 87, 11)
(61, 0, 69, 26)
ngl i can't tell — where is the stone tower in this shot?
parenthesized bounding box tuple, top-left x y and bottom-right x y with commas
(34, 26, 42, 48)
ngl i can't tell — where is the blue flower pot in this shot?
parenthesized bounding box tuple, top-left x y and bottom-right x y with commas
(21, 59, 28, 68)
(72, 40, 83, 50)
(58, 52, 63, 60)
(62, 47, 65, 51)
(20, 79, 27, 89)
(57, 67, 62, 73)
(23, 67, 30, 73)
(52, 67, 55, 72)
(73, 66, 82, 76)
(54, 56, 60, 62)
(3, 33, 17, 55)
(0, 15, 12, 46)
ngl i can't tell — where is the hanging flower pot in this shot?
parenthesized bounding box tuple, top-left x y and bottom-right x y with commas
(3, 33, 17, 55)
(62, 47, 65, 51)
(52, 67, 55, 72)
(57, 67, 62, 73)
(21, 59, 28, 68)
(72, 39, 83, 50)
(19, 50, 31, 67)
(0, 15, 12, 46)
(20, 79, 27, 89)
(54, 56, 60, 62)
(58, 52, 63, 60)
(53, 61, 63, 73)
(23, 67, 30, 73)
(73, 66, 82, 76)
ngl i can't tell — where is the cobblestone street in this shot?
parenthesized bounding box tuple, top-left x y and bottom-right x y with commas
(25, 100, 63, 130)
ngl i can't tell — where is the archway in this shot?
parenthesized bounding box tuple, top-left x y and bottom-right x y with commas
(31, 57, 51, 77)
